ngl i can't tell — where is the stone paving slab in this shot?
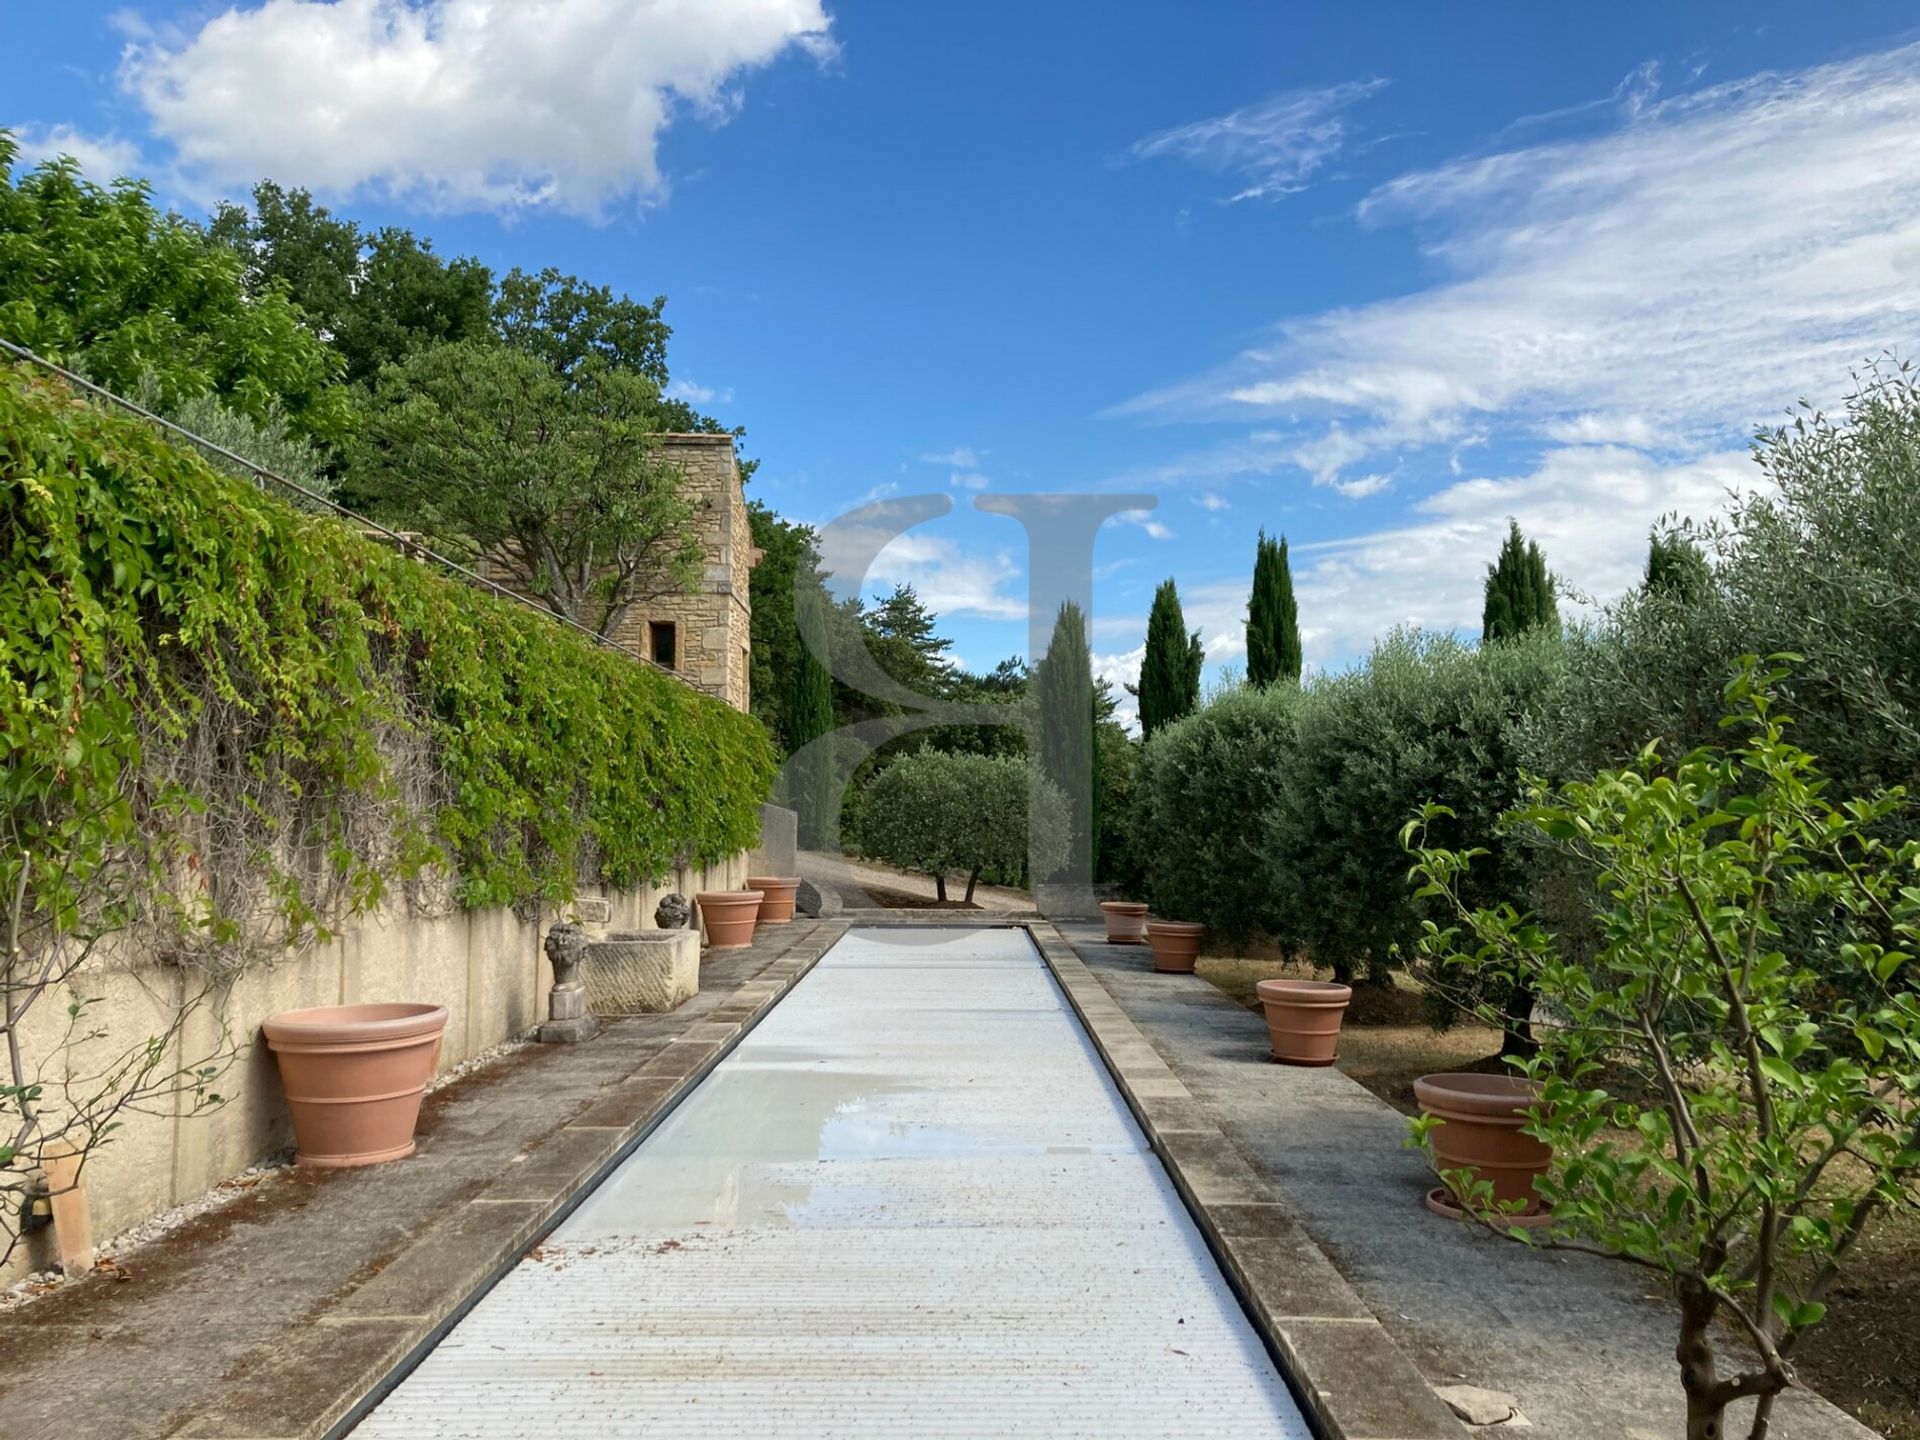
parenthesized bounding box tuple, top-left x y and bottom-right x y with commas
(1028, 921, 1469, 1440)
(0, 918, 845, 1440)
(1046, 919, 1880, 1440)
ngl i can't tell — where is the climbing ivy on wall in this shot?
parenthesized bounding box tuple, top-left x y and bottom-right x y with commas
(1, 365, 776, 946)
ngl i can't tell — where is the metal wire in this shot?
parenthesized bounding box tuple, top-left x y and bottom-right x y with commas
(0, 336, 688, 683)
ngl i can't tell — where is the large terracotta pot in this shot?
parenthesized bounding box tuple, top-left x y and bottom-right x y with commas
(1414, 1072, 1552, 1224)
(1256, 979, 1352, 1066)
(1146, 919, 1205, 973)
(746, 876, 801, 924)
(263, 1003, 448, 1168)
(696, 889, 765, 949)
(1099, 900, 1149, 944)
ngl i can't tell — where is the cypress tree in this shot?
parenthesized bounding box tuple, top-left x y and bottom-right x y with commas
(1246, 530, 1302, 686)
(1481, 520, 1558, 642)
(1645, 530, 1711, 603)
(1032, 602, 1095, 880)
(1139, 579, 1202, 737)
(784, 623, 836, 847)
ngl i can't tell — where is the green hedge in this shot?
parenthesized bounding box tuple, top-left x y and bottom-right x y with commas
(1, 368, 774, 946)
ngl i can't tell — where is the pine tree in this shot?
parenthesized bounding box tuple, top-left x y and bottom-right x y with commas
(783, 618, 837, 848)
(1032, 602, 1095, 880)
(1139, 579, 1202, 737)
(1645, 530, 1711, 603)
(1482, 520, 1558, 642)
(1246, 530, 1302, 686)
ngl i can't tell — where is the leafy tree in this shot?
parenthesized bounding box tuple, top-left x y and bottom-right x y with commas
(864, 584, 954, 696)
(747, 501, 823, 744)
(1646, 529, 1712, 603)
(1138, 579, 1202, 737)
(783, 617, 837, 848)
(860, 751, 1067, 901)
(1529, 362, 1920, 818)
(1406, 661, 1920, 1440)
(352, 340, 699, 637)
(209, 181, 495, 389)
(1246, 530, 1302, 685)
(1032, 602, 1095, 880)
(0, 137, 350, 445)
(1482, 519, 1558, 642)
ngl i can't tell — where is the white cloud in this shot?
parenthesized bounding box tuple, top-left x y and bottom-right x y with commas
(1129, 79, 1389, 202)
(1124, 44, 1920, 452)
(920, 446, 980, 467)
(1332, 472, 1392, 499)
(667, 377, 733, 406)
(1092, 646, 1145, 733)
(119, 0, 835, 216)
(11, 125, 142, 179)
(816, 516, 1028, 624)
(948, 471, 992, 490)
(1115, 509, 1174, 541)
(1195, 492, 1230, 512)
(1292, 445, 1762, 659)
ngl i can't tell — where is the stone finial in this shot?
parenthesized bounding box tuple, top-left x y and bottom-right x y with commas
(543, 921, 589, 988)
(654, 892, 692, 930)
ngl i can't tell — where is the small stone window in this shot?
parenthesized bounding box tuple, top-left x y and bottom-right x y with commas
(650, 621, 677, 669)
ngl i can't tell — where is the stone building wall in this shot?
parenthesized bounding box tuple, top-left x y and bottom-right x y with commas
(477, 433, 757, 713)
(604, 434, 756, 713)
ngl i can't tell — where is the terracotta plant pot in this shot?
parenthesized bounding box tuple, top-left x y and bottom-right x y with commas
(696, 889, 765, 949)
(1099, 900, 1149, 944)
(1413, 1072, 1552, 1225)
(262, 1003, 449, 1168)
(746, 876, 801, 924)
(1255, 978, 1352, 1066)
(1145, 919, 1205, 973)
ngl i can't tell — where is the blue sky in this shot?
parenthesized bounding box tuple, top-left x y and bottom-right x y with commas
(9, 2, 1920, 724)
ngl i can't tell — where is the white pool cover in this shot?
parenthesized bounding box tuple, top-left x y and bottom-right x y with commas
(354, 926, 1309, 1438)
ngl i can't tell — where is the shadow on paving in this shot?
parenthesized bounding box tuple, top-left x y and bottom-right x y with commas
(1053, 920, 1879, 1440)
(0, 926, 825, 1440)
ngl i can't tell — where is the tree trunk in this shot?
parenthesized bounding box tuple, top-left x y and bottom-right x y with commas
(1678, 1278, 1728, 1440)
(933, 873, 947, 902)
(965, 868, 981, 904)
(1501, 978, 1539, 1059)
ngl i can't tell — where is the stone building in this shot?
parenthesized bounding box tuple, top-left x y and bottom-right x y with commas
(606, 434, 758, 712)
(478, 432, 758, 712)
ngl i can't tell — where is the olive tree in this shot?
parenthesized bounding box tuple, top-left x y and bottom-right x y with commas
(860, 752, 1067, 901)
(1405, 661, 1920, 1440)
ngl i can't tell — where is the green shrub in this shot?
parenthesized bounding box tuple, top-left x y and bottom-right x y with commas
(0, 367, 775, 956)
(1134, 630, 1565, 987)
(1134, 682, 1298, 934)
(860, 750, 1066, 901)
(1271, 630, 1566, 986)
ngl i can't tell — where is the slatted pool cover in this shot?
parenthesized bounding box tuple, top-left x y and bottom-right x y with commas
(353, 926, 1310, 1438)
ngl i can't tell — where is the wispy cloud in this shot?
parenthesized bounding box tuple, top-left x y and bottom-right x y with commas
(919, 445, 980, 467)
(667, 377, 733, 406)
(1126, 45, 1920, 446)
(1128, 78, 1390, 202)
(11, 124, 142, 179)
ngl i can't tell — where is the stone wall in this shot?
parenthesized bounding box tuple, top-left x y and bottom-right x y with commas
(2, 851, 748, 1288)
(604, 434, 756, 712)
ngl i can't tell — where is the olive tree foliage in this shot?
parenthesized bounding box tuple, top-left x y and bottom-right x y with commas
(860, 752, 1067, 902)
(1134, 683, 1298, 931)
(352, 340, 700, 638)
(1405, 661, 1920, 1440)
(1529, 362, 1920, 806)
(130, 374, 336, 509)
